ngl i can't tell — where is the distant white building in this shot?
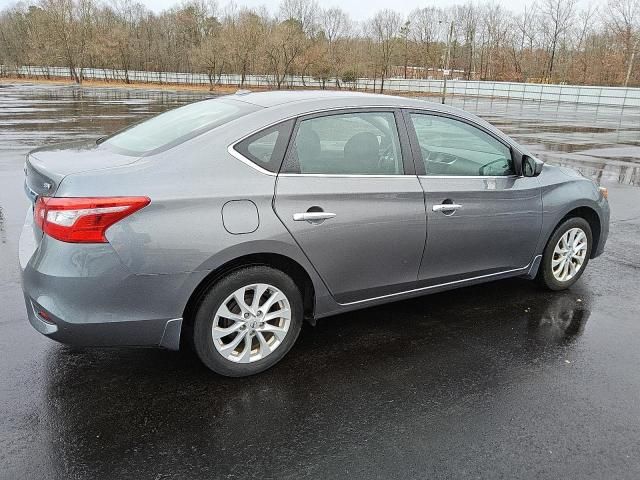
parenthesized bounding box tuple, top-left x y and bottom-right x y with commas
(389, 65, 469, 80)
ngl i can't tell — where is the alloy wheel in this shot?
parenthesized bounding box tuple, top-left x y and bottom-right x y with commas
(212, 283, 291, 363)
(551, 227, 588, 282)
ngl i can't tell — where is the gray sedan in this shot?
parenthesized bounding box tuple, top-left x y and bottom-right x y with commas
(19, 91, 610, 377)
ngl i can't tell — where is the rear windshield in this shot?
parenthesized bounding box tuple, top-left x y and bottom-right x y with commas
(102, 97, 259, 156)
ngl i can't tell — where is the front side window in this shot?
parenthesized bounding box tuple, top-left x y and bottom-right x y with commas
(284, 111, 403, 175)
(410, 113, 513, 176)
(103, 98, 259, 156)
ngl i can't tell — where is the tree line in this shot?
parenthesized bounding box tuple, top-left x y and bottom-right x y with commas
(0, 0, 639, 90)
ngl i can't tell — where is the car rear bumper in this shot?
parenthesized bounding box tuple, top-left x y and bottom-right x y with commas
(19, 211, 199, 350)
(23, 292, 182, 349)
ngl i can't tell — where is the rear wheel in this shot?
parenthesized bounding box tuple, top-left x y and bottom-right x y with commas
(192, 266, 303, 377)
(538, 217, 592, 290)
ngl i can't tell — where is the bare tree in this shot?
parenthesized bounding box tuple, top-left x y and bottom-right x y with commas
(36, 0, 95, 83)
(410, 7, 446, 74)
(279, 0, 318, 36)
(227, 9, 265, 86)
(399, 20, 410, 78)
(0, 5, 30, 68)
(265, 18, 306, 88)
(369, 9, 401, 92)
(192, 3, 225, 89)
(458, 2, 478, 80)
(573, 4, 599, 84)
(511, 3, 539, 80)
(103, 0, 148, 83)
(607, 0, 640, 86)
(540, 0, 576, 81)
(319, 7, 350, 86)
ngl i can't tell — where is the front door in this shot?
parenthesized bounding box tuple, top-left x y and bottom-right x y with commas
(274, 110, 426, 304)
(405, 111, 542, 284)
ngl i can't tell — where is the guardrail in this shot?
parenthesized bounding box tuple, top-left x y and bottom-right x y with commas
(3, 65, 640, 109)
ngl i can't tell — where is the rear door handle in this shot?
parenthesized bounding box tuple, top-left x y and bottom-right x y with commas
(432, 204, 462, 212)
(293, 212, 337, 222)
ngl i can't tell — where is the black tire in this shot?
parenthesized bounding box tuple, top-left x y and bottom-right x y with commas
(192, 266, 303, 377)
(537, 217, 593, 291)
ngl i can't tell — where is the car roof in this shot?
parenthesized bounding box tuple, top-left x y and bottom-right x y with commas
(231, 89, 458, 113)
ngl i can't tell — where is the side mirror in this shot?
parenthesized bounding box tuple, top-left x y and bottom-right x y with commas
(522, 155, 544, 177)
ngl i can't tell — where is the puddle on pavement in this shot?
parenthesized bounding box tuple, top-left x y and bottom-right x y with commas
(0, 84, 207, 152)
(498, 124, 619, 134)
(530, 143, 606, 154)
(525, 294, 590, 345)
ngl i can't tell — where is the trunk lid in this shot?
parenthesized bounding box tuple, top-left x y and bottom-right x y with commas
(25, 140, 141, 201)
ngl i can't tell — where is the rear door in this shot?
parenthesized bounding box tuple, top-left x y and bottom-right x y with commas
(404, 110, 542, 284)
(274, 109, 426, 304)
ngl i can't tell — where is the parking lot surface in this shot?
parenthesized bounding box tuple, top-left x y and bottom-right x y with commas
(1, 83, 639, 479)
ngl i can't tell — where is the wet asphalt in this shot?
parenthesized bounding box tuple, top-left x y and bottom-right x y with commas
(1, 83, 640, 479)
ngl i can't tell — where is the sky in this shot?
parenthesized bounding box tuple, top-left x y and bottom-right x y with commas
(0, 0, 561, 19)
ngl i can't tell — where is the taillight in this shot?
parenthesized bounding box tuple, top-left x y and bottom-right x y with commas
(34, 196, 150, 243)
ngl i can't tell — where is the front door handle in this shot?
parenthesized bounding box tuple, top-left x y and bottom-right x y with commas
(432, 203, 462, 212)
(293, 212, 337, 222)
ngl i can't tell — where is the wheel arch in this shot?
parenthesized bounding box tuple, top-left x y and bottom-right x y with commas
(181, 252, 317, 341)
(554, 205, 602, 258)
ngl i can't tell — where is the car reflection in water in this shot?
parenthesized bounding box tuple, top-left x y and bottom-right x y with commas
(526, 294, 590, 345)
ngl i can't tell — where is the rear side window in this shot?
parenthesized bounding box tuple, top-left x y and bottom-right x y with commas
(234, 120, 294, 173)
(283, 111, 403, 175)
(102, 98, 259, 156)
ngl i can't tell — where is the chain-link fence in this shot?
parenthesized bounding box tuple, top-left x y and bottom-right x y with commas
(3, 64, 640, 109)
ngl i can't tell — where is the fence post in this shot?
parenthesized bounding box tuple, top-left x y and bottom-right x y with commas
(595, 87, 602, 122)
(490, 81, 495, 108)
(538, 84, 543, 110)
(463, 80, 468, 109)
(617, 87, 629, 142)
(441, 75, 447, 104)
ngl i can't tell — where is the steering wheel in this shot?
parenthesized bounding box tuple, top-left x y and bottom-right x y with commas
(479, 159, 509, 176)
(422, 146, 458, 165)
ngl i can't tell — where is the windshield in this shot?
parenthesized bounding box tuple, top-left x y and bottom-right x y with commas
(102, 97, 259, 156)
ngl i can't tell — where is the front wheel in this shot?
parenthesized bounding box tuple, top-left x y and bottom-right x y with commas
(538, 217, 593, 290)
(192, 266, 303, 377)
